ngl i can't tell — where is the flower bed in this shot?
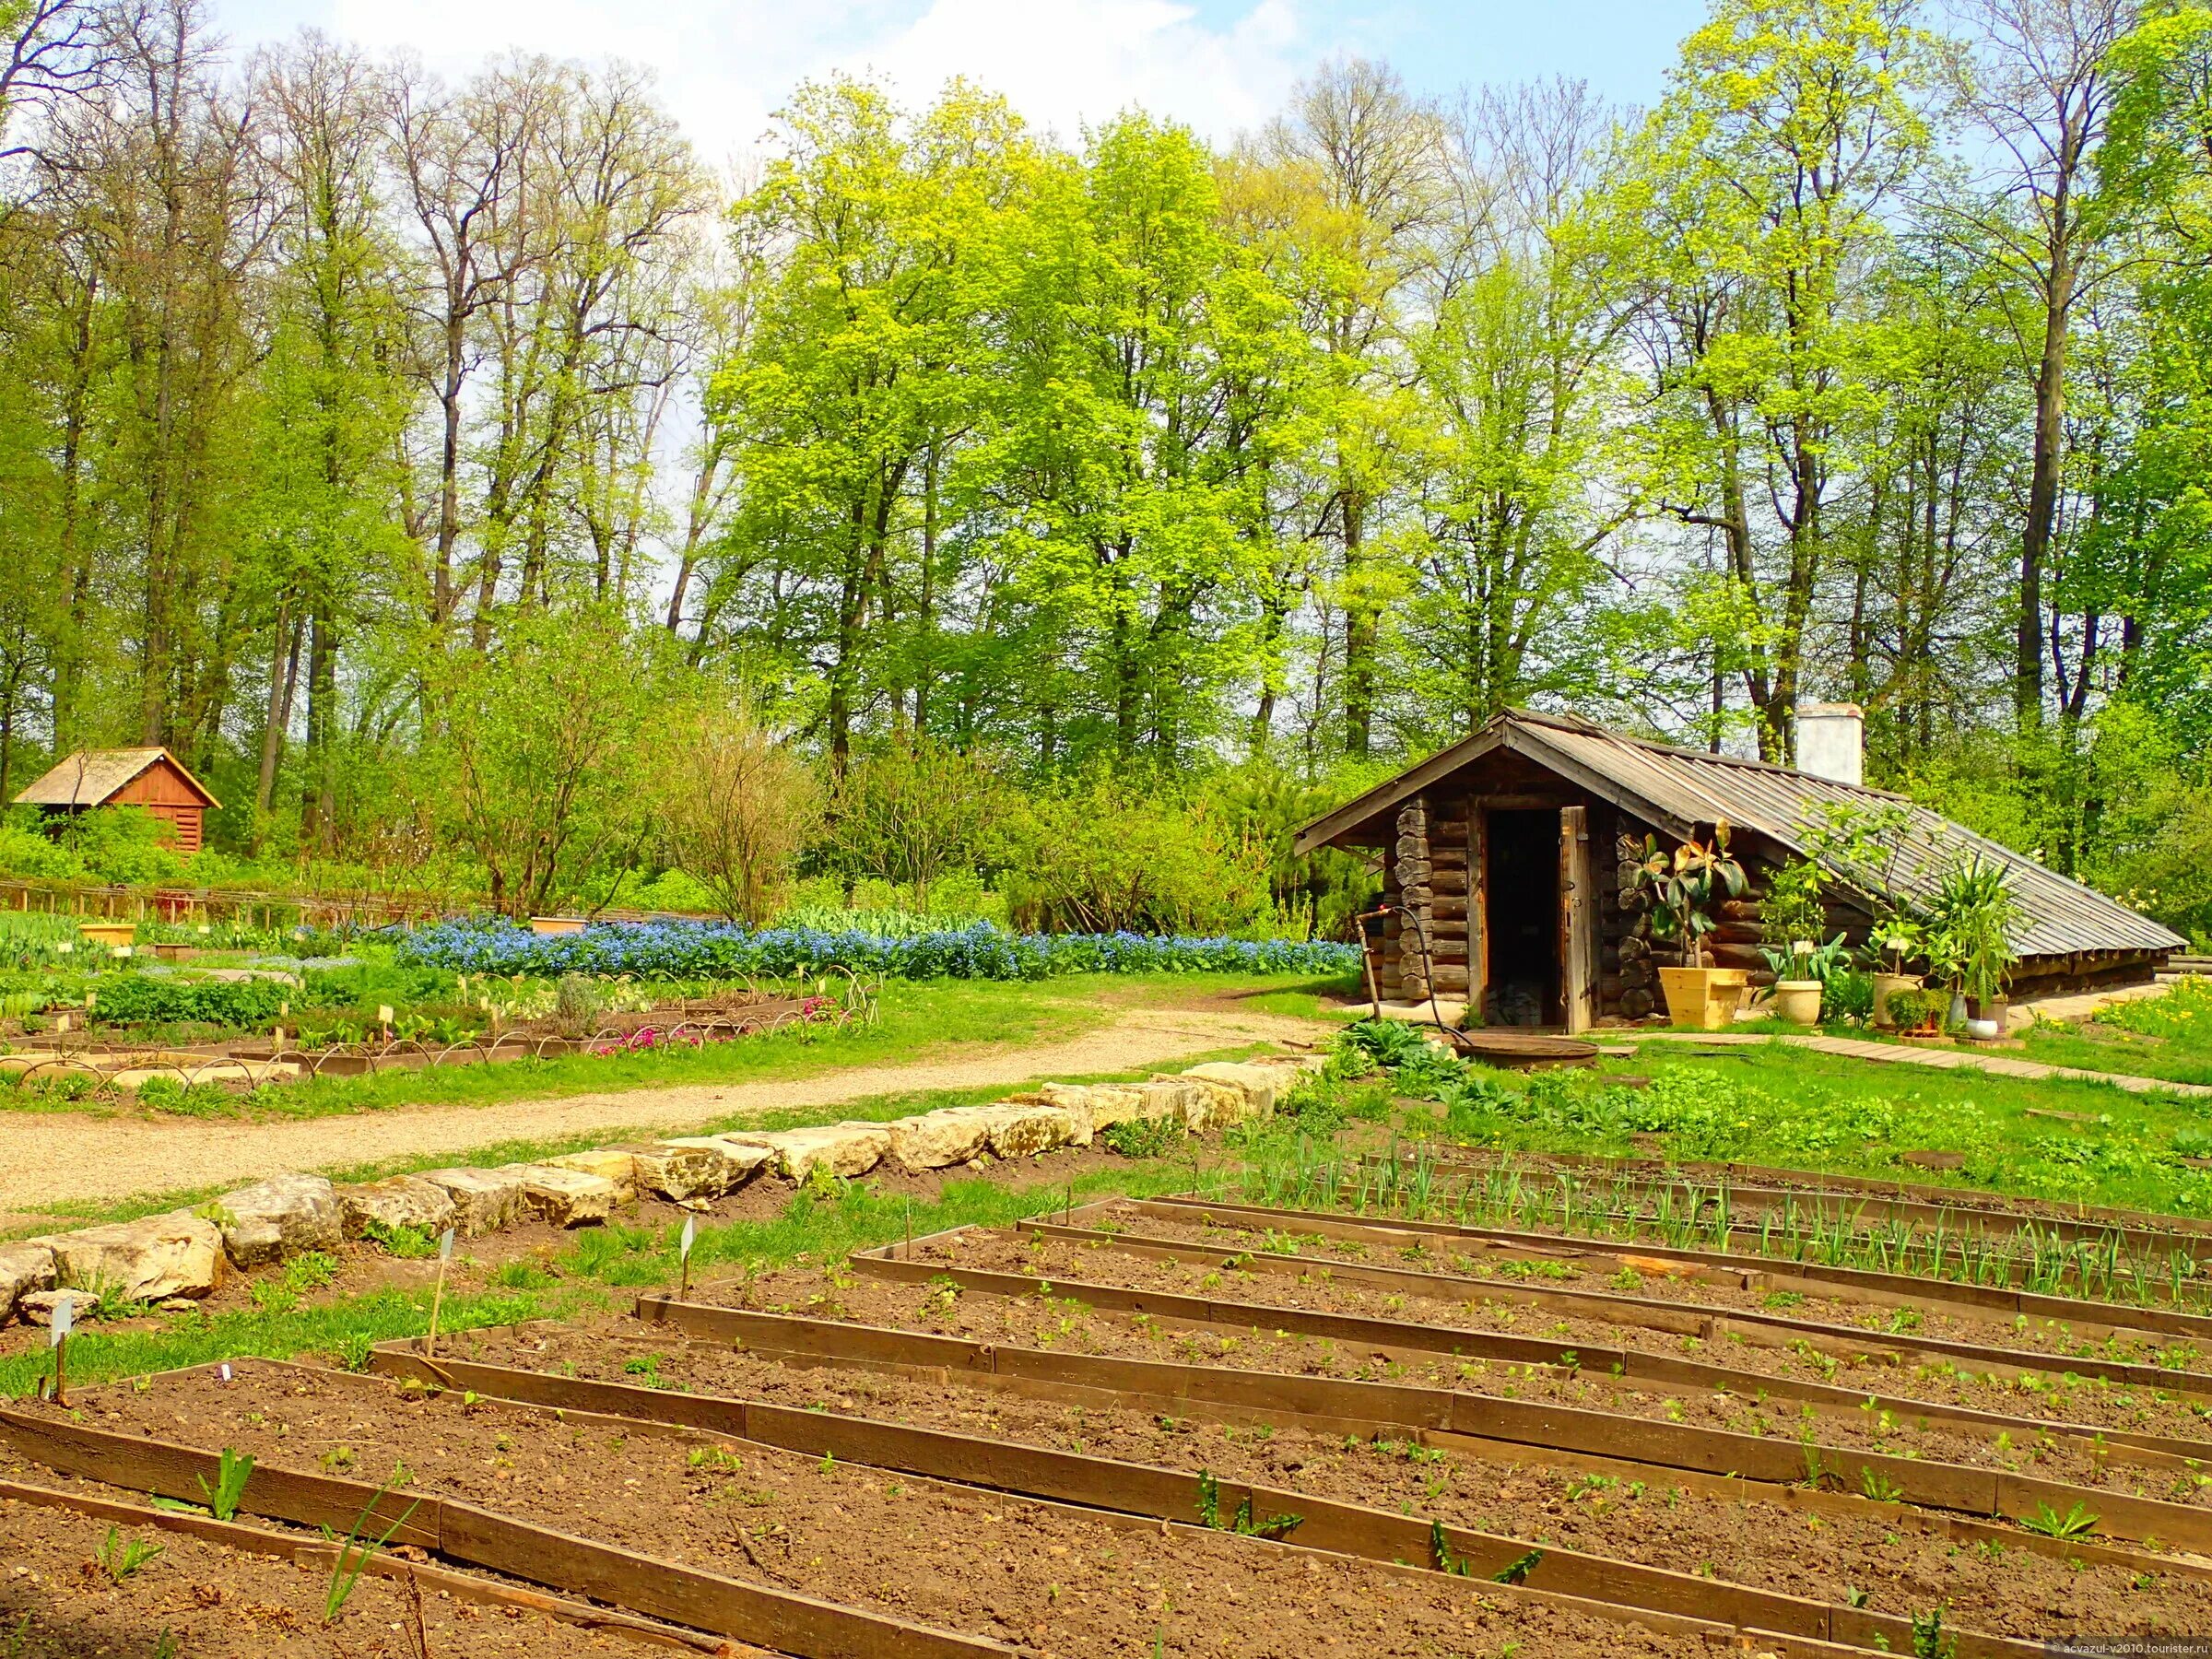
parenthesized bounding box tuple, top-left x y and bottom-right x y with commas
(393, 916, 1359, 982)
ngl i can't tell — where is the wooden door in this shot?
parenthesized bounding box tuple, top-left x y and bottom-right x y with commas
(1559, 805, 1596, 1033)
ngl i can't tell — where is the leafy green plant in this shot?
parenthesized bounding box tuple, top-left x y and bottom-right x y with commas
(1884, 987, 1937, 1031)
(1911, 1606, 1954, 1659)
(1492, 1547, 1546, 1585)
(1630, 825, 1747, 968)
(197, 1446, 254, 1522)
(95, 1526, 163, 1583)
(361, 1220, 439, 1259)
(1101, 1116, 1182, 1159)
(1860, 1466, 1903, 1503)
(2016, 1500, 2100, 1540)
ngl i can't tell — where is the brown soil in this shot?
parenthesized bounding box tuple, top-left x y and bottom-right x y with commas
(434, 1316, 2212, 1645)
(1099, 1203, 2212, 1383)
(0, 1492, 647, 1657)
(64, 1362, 1695, 1658)
(722, 1243, 2212, 1509)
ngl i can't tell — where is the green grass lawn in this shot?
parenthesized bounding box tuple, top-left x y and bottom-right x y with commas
(1299, 1033, 2212, 1220)
(7, 970, 1352, 1128)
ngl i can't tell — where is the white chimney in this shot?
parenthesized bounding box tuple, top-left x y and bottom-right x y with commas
(1796, 702, 1864, 786)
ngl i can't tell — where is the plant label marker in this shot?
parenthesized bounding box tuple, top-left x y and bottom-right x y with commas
(49, 1293, 72, 1406)
(903, 1198, 912, 1261)
(424, 1228, 455, 1358)
(678, 1216, 697, 1298)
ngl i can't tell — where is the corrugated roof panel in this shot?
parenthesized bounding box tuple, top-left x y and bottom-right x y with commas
(1516, 712, 2183, 958)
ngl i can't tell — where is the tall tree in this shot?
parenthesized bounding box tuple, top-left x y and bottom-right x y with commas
(1941, 0, 2138, 727)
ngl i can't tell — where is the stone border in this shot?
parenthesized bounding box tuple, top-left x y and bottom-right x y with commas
(0, 1053, 1322, 1327)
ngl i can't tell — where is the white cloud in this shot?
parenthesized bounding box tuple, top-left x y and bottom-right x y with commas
(306, 0, 1320, 165)
(856, 0, 1311, 146)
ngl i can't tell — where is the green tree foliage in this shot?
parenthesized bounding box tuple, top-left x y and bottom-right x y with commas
(0, 4, 2199, 944)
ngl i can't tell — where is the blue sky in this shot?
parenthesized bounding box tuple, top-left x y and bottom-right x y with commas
(210, 0, 1711, 159)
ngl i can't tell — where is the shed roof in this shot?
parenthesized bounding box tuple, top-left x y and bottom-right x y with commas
(1293, 709, 2183, 960)
(14, 747, 220, 810)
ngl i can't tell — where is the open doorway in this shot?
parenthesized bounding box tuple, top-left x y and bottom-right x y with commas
(1483, 808, 1559, 1027)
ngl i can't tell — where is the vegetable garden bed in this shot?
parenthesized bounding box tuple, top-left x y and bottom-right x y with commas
(403, 1312, 2212, 1652)
(16, 1360, 1720, 1658)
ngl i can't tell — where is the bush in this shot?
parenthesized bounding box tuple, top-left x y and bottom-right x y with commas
(392, 916, 1358, 982)
(656, 699, 818, 924)
(819, 742, 1013, 908)
(1822, 971, 1875, 1027)
(1884, 986, 1936, 1030)
(1004, 773, 1274, 936)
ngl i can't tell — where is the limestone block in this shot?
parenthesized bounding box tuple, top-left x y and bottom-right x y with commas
(215, 1173, 342, 1268)
(727, 1124, 889, 1182)
(18, 1289, 74, 1324)
(975, 1102, 1082, 1159)
(512, 1164, 618, 1228)
(417, 1167, 526, 1238)
(338, 1177, 459, 1239)
(1130, 1079, 1203, 1124)
(37, 1211, 222, 1303)
(0, 1241, 54, 1324)
(884, 1109, 994, 1173)
(659, 1136, 778, 1195)
(624, 1141, 742, 1203)
(542, 1147, 639, 1205)
(1182, 1062, 1282, 1120)
(1038, 1082, 1147, 1134)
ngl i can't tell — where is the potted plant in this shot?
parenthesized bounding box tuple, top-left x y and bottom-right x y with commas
(1634, 823, 1750, 1030)
(1868, 919, 1926, 1030)
(1884, 984, 1940, 1036)
(1924, 855, 2019, 1041)
(1757, 860, 1827, 1025)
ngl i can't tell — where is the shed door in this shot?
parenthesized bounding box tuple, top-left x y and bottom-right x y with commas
(1559, 806, 1597, 1033)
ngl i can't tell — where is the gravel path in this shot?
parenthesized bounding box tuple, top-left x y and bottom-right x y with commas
(0, 1006, 1328, 1217)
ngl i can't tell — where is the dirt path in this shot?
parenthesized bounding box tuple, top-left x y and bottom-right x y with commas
(0, 1006, 1330, 1218)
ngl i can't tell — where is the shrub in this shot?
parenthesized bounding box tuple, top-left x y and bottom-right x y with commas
(819, 742, 1012, 909)
(656, 699, 818, 924)
(1885, 986, 1936, 1030)
(1003, 773, 1273, 937)
(1822, 971, 1875, 1027)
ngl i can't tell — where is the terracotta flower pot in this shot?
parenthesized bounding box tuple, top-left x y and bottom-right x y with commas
(1658, 966, 1750, 1031)
(1771, 980, 1824, 1026)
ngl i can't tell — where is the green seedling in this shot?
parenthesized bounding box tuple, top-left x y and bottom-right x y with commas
(1861, 1467, 1905, 1504)
(1492, 1547, 1546, 1585)
(1911, 1606, 1955, 1659)
(197, 1446, 254, 1523)
(324, 1471, 422, 1622)
(95, 1526, 163, 1583)
(2017, 1500, 2100, 1540)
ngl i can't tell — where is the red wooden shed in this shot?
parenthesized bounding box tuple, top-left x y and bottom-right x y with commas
(15, 747, 221, 854)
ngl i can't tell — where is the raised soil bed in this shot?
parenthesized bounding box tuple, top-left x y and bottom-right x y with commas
(40, 1361, 1708, 1658)
(422, 1313, 2212, 1649)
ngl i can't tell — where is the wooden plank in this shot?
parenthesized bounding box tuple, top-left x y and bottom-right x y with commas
(0, 1477, 741, 1656)
(1560, 804, 1595, 1033)
(0, 1407, 440, 1547)
(1469, 809, 1488, 1016)
(441, 1503, 1008, 1659)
